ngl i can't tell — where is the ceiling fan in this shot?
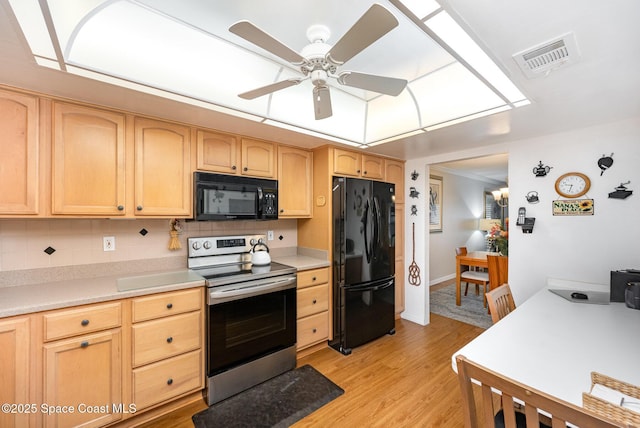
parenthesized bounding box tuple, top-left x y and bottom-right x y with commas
(229, 3, 408, 120)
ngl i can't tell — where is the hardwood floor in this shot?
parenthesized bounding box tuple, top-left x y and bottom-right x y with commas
(141, 313, 483, 428)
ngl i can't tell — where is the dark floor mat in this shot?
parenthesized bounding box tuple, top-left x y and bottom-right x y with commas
(192, 365, 344, 428)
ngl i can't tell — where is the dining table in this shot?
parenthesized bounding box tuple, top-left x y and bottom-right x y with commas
(455, 251, 496, 306)
(452, 283, 640, 410)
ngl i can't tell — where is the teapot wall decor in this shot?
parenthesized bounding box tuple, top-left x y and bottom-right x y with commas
(525, 191, 539, 204)
(533, 161, 553, 177)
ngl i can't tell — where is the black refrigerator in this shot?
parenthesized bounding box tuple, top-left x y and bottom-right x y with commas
(330, 176, 395, 355)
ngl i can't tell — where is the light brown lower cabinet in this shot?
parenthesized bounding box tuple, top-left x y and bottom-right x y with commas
(43, 329, 123, 428)
(14, 286, 206, 428)
(296, 267, 330, 351)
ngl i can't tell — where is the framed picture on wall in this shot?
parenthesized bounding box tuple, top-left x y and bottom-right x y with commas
(429, 175, 443, 233)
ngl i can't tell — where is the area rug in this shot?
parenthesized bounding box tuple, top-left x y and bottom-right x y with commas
(430, 283, 492, 329)
(192, 365, 344, 428)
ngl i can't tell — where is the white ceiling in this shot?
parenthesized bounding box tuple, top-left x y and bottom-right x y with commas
(1, 0, 639, 175)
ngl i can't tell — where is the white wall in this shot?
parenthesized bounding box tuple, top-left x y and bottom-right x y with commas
(508, 117, 640, 302)
(428, 168, 504, 284)
(401, 116, 640, 325)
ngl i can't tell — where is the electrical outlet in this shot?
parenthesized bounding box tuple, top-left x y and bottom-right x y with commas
(103, 236, 115, 252)
(267, 230, 274, 241)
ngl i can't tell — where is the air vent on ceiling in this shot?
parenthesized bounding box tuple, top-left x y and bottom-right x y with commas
(513, 32, 580, 78)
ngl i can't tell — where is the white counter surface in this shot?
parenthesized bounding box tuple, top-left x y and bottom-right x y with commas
(453, 286, 640, 406)
(0, 253, 329, 318)
(0, 269, 205, 318)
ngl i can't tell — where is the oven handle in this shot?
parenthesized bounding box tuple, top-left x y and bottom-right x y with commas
(208, 276, 296, 304)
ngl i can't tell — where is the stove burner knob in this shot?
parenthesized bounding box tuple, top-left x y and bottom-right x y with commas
(250, 238, 257, 245)
(203, 240, 212, 250)
(192, 241, 201, 250)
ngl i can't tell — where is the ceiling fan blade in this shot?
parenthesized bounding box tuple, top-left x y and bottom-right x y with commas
(239, 78, 303, 100)
(326, 4, 398, 65)
(338, 71, 407, 96)
(230, 21, 305, 65)
(313, 86, 332, 120)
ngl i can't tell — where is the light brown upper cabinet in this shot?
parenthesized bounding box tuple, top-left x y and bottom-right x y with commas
(333, 148, 384, 179)
(134, 117, 192, 217)
(241, 138, 276, 178)
(196, 130, 239, 174)
(52, 102, 126, 216)
(196, 131, 276, 178)
(384, 159, 405, 204)
(278, 145, 312, 218)
(0, 89, 39, 215)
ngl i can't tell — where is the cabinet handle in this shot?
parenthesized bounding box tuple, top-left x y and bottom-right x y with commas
(166, 303, 173, 309)
(312, 299, 317, 304)
(80, 341, 89, 348)
(136, 205, 143, 211)
(280, 209, 284, 213)
(312, 328, 317, 334)
(81, 319, 89, 326)
(117, 205, 124, 211)
(364, 171, 368, 175)
(243, 167, 248, 172)
(357, 169, 361, 174)
(312, 276, 316, 281)
(166, 336, 173, 343)
(232, 165, 237, 170)
(167, 378, 173, 385)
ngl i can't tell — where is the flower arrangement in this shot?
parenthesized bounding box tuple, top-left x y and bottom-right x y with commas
(489, 218, 509, 256)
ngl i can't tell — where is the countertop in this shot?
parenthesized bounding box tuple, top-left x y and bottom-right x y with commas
(0, 253, 329, 318)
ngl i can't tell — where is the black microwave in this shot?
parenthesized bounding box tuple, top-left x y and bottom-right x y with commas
(194, 172, 278, 221)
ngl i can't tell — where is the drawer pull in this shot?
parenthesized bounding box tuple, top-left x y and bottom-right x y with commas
(167, 378, 173, 385)
(312, 276, 317, 281)
(80, 341, 89, 348)
(166, 336, 173, 343)
(117, 205, 124, 211)
(166, 303, 173, 309)
(312, 299, 317, 304)
(312, 328, 317, 334)
(81, 319, 90, 326)
(137, 205, 143, 211)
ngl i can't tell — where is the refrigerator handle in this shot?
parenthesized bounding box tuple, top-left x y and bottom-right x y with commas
(346, 278, 394, 292)
(362, 198, 372, 263)
(373, 196, 381, 259)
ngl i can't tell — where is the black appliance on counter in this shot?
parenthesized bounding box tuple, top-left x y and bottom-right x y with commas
(330, 176, 395, 355)
(194, 172, 278, 221)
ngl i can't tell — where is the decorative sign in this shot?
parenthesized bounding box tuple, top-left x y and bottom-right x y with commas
(552, 199, 594, 216)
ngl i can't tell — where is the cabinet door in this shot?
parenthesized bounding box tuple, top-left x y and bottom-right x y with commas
(361, 155, 384, 179)
(52, 102, 126, 215)
(394, 204, 405, 315)
(43, 329, 122, 428)
(0, 90, 39, 215)
(278, 146, 312, 217)
(134, 118, 191, 216)
(196, 130, 239, 174)
(0, 317, 30, 428)
(333, 148, 361, 177)
(241, 138, 276, 177)
(384, 159, 405, 204)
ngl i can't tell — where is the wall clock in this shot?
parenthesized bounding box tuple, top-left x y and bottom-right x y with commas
(555, 172, 591, 198)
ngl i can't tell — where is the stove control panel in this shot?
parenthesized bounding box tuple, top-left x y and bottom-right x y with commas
(188, 234, 267, 258)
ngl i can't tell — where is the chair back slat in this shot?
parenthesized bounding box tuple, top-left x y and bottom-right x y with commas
(485, 283, 516, 324)
(456, 355, 623, 428)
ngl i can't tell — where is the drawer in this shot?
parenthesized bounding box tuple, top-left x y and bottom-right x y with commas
(132, 349, 202, 410)
(297, 284, 329, 318)
(297, 311, 328, 350)
(132, 311, 201, 367)
(132, 288, 202, 322)
(297, 268, 329, 289)
(43, 302, 121, 342)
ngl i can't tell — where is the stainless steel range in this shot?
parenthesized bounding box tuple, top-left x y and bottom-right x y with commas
(188, 234, 297, 405)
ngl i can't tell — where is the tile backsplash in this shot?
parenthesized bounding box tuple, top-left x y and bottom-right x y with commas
(0, 218, 298, 272)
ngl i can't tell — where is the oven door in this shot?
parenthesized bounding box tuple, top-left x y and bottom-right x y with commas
(208, 286, 296, 376)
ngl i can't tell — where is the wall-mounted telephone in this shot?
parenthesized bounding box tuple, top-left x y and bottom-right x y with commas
(517, 206, 535, 233)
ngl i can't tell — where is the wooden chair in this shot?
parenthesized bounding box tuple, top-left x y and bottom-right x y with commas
(485, 283, 516, 324)
(455, 355, 623, 428)
(456, 247, 490, 306)
(487, 254, 509, 292)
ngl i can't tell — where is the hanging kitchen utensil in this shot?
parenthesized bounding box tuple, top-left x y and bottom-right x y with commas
(597, 153, 614, 176)
(408, 222, 421, 286)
